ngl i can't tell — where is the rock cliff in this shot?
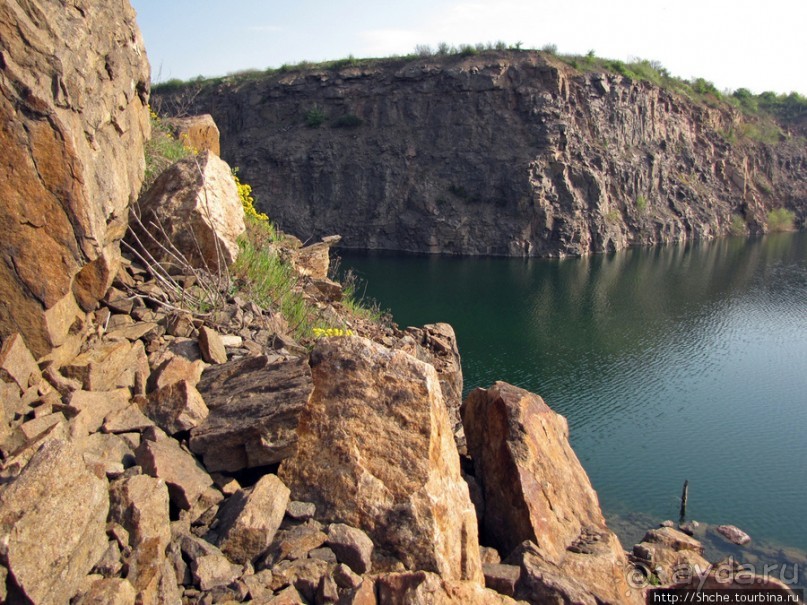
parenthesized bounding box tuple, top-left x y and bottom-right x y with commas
(160, 51, 805, 257)
(0, 0, 150, 357)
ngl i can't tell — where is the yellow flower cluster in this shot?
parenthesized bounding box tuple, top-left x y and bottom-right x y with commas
(312, 328, 355, 338)
(232, 171, 268, 221)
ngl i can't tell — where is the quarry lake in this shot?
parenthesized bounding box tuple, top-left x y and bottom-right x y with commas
(340, 232, 807, 570)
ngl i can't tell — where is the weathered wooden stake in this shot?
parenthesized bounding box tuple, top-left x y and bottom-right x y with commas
(679, 479, 689, 522)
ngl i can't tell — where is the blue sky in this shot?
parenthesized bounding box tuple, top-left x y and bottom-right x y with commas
(131, 0, 807, 94)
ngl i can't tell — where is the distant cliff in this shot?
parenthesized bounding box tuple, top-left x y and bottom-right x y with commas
(159, 51, 806, 257)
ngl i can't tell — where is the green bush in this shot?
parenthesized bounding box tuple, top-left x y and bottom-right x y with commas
(730, 214, 747, 236)
(636, 194, 648, 212)
(305, 106, 326, 128)
(143, 108, 194, 192)
(767, 208, 796, 232)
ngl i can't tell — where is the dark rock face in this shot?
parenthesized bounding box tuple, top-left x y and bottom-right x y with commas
(165, 51, 805, 258)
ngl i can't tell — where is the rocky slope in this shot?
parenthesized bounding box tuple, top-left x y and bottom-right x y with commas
(162, 51, 806, 257)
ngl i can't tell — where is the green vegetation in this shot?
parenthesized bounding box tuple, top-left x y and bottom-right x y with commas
(635, 194, 648, 213)
(767, 208, 796, 232)
(143, 108, 194, 191)
(304, 106, 326, 128)
(605, 209, 622, 223)
(730, 214, 747, 236)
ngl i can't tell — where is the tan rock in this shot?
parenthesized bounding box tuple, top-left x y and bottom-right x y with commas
(19, 411, 66, 441)
(217, 473, 290, 564)
(136, 437, 220, 511)
(0, 334, 41, 390)
(0, 439, 109, 604)
(463, 382, 641, 603)
(104, 403, 156, 433)
(267, 584, 306, 604)
(632, 527, 710, 587)
(289, 238, 339, 280)
(79, 432, 136, 477)
(0, 0, 149, 358)
(166, 114, 221, 156)
(326, 523, 374, 575)
(142, 379, 209, 434)
(192, 553, 242, 591)
(199, 325, 228, 364)
(68, 387, 131, 439)
(263, 522, 328, 566)
(376, 571, 521, 604)
(74, 578, 137, 605)
(108, 474, 180, 605)
(279, 336, 482, 581)
(269, 558, 329, 602)
(190, 356, 313, 472)
(133, 151, 245, 273)
(147, 356, 206, 392)
(62, 339, 148, 392)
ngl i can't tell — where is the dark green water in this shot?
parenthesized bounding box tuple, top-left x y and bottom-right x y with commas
(340, 233, 807, 569)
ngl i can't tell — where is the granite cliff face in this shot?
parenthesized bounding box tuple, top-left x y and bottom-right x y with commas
(167, 51, 806, 256)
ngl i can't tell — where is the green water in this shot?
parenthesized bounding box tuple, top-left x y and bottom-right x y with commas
(340, 233, 807, 572)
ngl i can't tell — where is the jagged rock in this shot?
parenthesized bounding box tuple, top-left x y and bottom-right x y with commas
(0, 334, 41, 390)
(332, 564, 362, 590)
(376, 571, 520, 604)
(480, 546, 501, 566)
(182, 52, 805, 260)
(632, 527, 709, 586)
(0, 0, 149, 358)
(309, 547, 337, 564)
(190, 355, 313, 472)
(104, 403, 156, 433)
(289, 237, 340, 280)
(108, 473, 180, 604)
(0, 439, 109, 604)
(716, 524, 752, 546)
(19, 411, 66, 441)
(463, 382, 641, 603)
(79, 432, 136, 477)
(279, 336, 482, 582)
(198, 325, 228, 364)
(68, 387, 131, 439)
(401, 323, 465, 450)
(136, 437, 220, 511)
(263, 523, 328, 566)
(216, 473, 290, 564)
(166, 114, 221, 156)
(142, 379, 209, 434)
(286, 500, 317, 521)
(62, 339, 148, 393)
(268, 584, 306, 604)
(74, 578, 137, 605)
(147, 356, 206, 392)
(133, 151, 245, 273)
(92, 540, 124, 577)
(270, 558, 330, 602)
(242, 569, 275, 601)
(192, 553, 242, 591)
(483, 563, 520, 597)
(326, 524, 374, 575)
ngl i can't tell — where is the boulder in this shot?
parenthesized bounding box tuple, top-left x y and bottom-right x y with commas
(141, 379, 209, 434)
(716, 524, 752, 546)
(632, 527, 710, 587)
(135, 437, 220, 511)
(376, 571, 520, 604)
(147, 356, 206, 392)
(74, 578, 137, 605)
(0, 439, 109, 604)
(192, 554, 241, 591)
(0, 0, 150, 358)
(263, 522, 328, 567)
(289, 237, 340, 280)
(68, 387, 131, 439)
(62, 339, 148, 392)
(165, 114, 221, 156)
(190, 355, 313, 472)
(0, 334, 41, 390)
(216, 473, 290, 564)
(108, 473, 180, 604)
(463, 382, 641, 603)
(326, 523, 374, 575)
(198, 325, 228, 364)
(279, 336, 482, 582)
(132, 150, 245, 273)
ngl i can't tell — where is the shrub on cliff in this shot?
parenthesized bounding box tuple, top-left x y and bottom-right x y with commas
(143, 108, 194, 190)
(767, 208, 796, 232)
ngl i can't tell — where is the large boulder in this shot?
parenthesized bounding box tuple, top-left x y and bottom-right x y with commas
(165, 114, 221, 156)
(189, 355, 313, 472)
(0, 0, 150, 358)
(463, 382, 641, 604)
(132, 150, 245, 273)
(0, 439, 109, 604)
(279, 336, 482, 582)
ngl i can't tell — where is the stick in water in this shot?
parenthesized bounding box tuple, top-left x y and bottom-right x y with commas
(679, 479, 689, 523)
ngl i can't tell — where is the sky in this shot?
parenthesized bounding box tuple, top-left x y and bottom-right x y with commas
(131, 0, 807, 95)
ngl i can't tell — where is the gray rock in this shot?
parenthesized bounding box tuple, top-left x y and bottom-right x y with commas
(326, 523, 374, 575)
(190, 356, 313, 472)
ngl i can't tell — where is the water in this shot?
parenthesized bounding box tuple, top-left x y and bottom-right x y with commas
(339, 233, 807, 572)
